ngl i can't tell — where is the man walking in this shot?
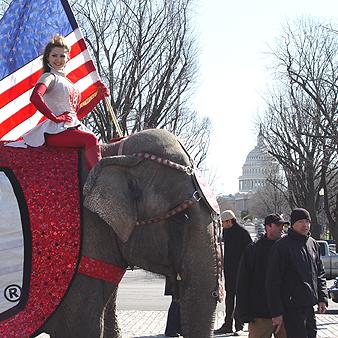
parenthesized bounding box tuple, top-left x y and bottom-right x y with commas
(214, 210, 252, 336)
(236, 213, 288, 338)
(266, 208, 328, 338)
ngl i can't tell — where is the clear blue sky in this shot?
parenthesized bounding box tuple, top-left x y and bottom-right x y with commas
(192, 0, 338, 194)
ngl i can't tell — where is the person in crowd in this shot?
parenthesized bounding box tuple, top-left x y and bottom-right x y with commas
(266, 208, 328, 338)
(8, 35, 108, 170)
(214, 210, 252, 336)
(164, 277, 181, 337)
(236, 213, 289, 338)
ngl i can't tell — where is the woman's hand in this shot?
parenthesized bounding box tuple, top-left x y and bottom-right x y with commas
(76, 81, 109, 120)
(272, 315, 283, 334)
(54, 112, 72, 123)
(318, 302, 327, 314)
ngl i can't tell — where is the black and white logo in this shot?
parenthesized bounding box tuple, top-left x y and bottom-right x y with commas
(4, 284, 21, 302)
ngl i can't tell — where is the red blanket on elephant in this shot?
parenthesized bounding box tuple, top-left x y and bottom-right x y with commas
(0, 142, 81, 337)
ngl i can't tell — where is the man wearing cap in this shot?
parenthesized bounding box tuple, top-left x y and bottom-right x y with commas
(266, 208, 328, 338)
(214, 210, 252, 336)
(235, 213, 288, 338)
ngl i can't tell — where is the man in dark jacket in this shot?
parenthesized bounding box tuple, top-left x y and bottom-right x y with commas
(266, 208, 328, 338)
(236, 213, 289, 338)
(214, 210, 252, 336)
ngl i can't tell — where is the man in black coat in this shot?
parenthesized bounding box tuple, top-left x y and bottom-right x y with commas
(214, 210, 252, 336)
(266, 208, 328, 338)
(236, 213, 289, 338)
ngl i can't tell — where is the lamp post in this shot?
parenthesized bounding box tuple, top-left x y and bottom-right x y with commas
(319, 188, 325, 237)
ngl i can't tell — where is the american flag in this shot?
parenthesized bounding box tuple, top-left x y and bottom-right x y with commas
(0, 0, 103, 141)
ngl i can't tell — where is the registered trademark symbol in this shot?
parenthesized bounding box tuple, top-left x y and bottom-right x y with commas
(4, 284, 21, 302)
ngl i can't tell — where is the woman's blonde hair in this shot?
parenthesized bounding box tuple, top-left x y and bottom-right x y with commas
(42, 35, 71, 73)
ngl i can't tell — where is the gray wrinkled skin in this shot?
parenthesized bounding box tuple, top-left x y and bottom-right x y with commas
(40, 129, 218, 338)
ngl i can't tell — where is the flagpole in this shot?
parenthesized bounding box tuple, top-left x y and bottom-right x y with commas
(104, 97, 123, 137)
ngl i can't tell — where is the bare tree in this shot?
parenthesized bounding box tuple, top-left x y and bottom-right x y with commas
(270, 18, 338, 144)
(249, 166, 289, 219)
(261, 92, 337, 239)
(261, 18, 338, 239)
(70, 0, 210, 166)
(168, 109, 211, 167)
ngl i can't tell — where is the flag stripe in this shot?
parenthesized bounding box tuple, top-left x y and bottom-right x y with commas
(0, 71, 40, 110)
(0, 90, 33, 124)
(0, 56, 43, 95)
(69, 38, 87, 59)
(68, 60, 96, 83)
(80, 81, 101, 103)
(0, 104, 38, 139)
(1, 112, 43, 142)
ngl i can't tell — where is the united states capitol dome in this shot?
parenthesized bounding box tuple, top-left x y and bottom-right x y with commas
(238, 128, 278, 193)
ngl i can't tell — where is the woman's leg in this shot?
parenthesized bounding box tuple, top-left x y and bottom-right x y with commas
(45, 129, 101, 170)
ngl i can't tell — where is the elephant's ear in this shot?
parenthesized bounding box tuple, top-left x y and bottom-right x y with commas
(83, 156, 143, 243)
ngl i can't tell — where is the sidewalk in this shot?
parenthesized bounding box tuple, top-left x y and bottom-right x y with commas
(36, 309, 338, 338)
(117, 309, 338, 338)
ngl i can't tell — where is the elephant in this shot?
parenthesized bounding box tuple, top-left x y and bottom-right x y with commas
(39, 128, 222, 338)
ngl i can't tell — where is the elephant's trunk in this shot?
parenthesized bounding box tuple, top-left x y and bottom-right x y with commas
(179, 219, 219, 338)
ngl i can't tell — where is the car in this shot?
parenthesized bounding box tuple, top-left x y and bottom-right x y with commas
(256, 224, 265, 238)
(329, 277, 338, 303)
(318, 240, 338, 279)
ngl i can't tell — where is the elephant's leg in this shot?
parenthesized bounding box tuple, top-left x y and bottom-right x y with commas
(41, 319, 71, 338)
(100, 290, 122, 338)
